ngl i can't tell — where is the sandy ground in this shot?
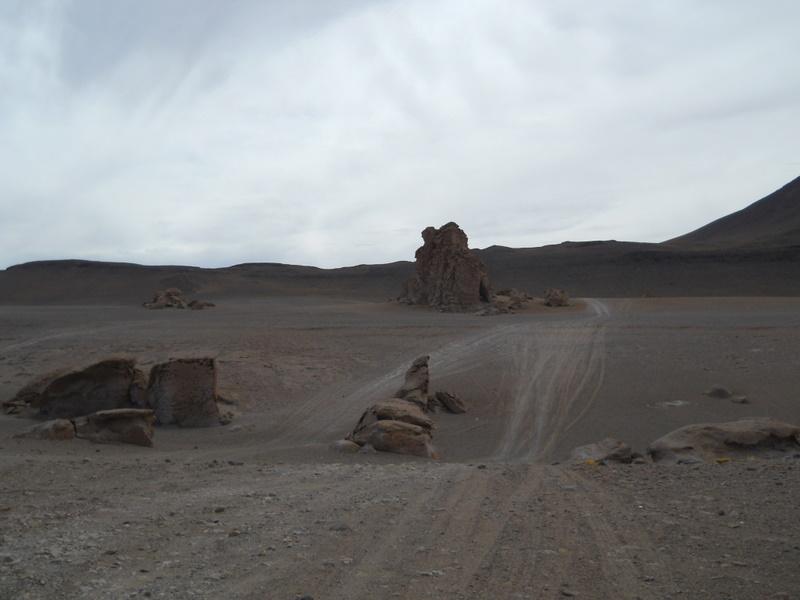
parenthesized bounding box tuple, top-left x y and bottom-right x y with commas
(1, 297, 799, 599)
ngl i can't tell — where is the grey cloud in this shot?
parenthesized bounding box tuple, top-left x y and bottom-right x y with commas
(1, 0, 799, 269)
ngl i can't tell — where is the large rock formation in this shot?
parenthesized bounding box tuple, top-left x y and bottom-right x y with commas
(146, 358, 222, 427)
(544, 288, 569, 307)
(342, 355, 466, 459)
(647, 418, 800, 464)
(400, 222, 491, 310)
(3, 359, 145, 419)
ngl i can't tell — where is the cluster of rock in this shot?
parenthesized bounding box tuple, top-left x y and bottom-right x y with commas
(543, 288, 569, 307)
(398, 222, 569, 314)
(572, 417, 800, 465)
(337, 355, 466, 458)
(143, 288, 215, 310)
(703, 384, 749, 404)
(399, 223, 492, 310)
(5, 357, 229, 447)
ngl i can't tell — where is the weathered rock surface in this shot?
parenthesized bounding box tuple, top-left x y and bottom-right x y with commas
(395, 356, 431, 410)
(147, 358, 222, 427)
(73, 409, 156, 447)
(7, 359, 144, 419)
(544, 288, 569, 307)
(14, 419, 75, 441)
(400, 222, 491, 310)
(571, 438, 633, 464)
(330, 439, 361, 454)
(647, 417, 800, 464)
(349, 400, 434, 445)
(143, 287, 188, 309)
(353, 419, 438, 458)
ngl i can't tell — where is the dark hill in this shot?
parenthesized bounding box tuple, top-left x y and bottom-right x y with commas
(1, 176, 799, 303)
(668, 175, 800, 249)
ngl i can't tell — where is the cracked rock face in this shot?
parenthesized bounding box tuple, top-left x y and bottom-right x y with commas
(4, 359, 144, 419)
(401, 222, 491, 310)
(146, 358, 222, 427)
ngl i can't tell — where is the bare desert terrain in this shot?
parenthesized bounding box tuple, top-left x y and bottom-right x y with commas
(1, 296, 799, 599)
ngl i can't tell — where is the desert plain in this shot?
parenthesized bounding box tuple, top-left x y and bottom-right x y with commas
(1, 291, 799, 600)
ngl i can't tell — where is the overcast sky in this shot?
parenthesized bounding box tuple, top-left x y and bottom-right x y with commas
(1, 0, 799, 269)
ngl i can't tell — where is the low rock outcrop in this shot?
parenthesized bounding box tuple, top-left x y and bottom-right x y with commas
(146, 358, 222, 427)
(73, 408, 155, 447)
(4, 359, 144, 419)
(14, 419, 75, 441)
(342, 356, 466, 458)
(571, 438, 633, 464)
(544, 288, 569, 307)
(400, 222, 491, 310)
(14, 409, 155, 446)
(144, 288, 188, 309)
(647, 418, 800, 464)
(143, 289, 215, 310)
(703, 385, 748, 404)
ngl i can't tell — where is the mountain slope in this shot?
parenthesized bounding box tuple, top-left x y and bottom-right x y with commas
(668, 175, 800, 249)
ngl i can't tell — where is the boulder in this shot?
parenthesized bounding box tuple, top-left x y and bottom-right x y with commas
(14, 419, 75, 441)
(73, 409, 155, 447)
(143, 288, 188, 309)
(8, 359, 144, 419)
(431, 391, 467, 414)
(544, 288, 569, 307)
(354, 420, 438, 459)
(400, 222, 491, 310)
(349, 399, 434, 445)
(146, 358, 222, 427)
(647, 418, 800, 464)
(395, 355, 431, 410)
(571, 438, 633, 464)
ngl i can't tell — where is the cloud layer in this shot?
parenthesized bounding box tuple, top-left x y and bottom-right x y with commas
(2, 0, 799, 268)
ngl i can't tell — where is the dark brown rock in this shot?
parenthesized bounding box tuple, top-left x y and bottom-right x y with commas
(14, 419, 75, 441)
(143, 288, 188, 309)
(647, 418, 800, 464)
(147, 358, 222, 427)
(355, 420, 438, 458)
(13, 359, 143, 419)
(73, 409, 156, 447)
(400, 222, 491, 310)
(348, 399, 434, 446)
(544, 288, 569, 307)
(395, 355, 431, 410)
(571, 438, 632, 464)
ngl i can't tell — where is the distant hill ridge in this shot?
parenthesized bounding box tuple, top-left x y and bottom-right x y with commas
(2, 175, 799, 302)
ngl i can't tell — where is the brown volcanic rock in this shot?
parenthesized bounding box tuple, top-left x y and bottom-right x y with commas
(647, 417, 800, 464)
(146, 358, 222, 427)
(395, 355, 431, 410)
(401, 222, 491, 310)
(143, 287, 188, 309)
(10, 359, 143, 419)
(73, 409, 156, 447)
(348, 399, 434, 446)
(354, 419, 437, 458)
